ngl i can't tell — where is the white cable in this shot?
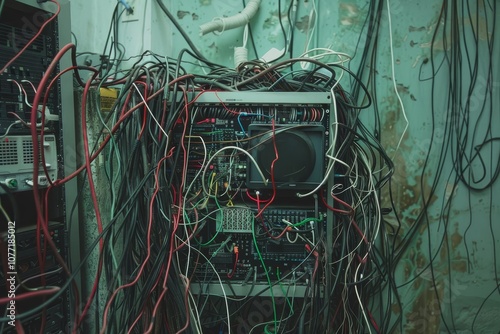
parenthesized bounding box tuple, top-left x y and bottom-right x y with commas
(387, 0, 408, 157)
(16, 267, 63, 291)
(185, 244, 231, 334)
(0, 200, 12, 222)
(21, 79, 37, 93)
(234, 47, 248, 68)
(300, 0, 318, 70)
(325, 154, 351, 169)
(200, 0, 261, 36)
(296, 88, 339, 198)
(286, 0, 298, 52)
(7, 78, 22, 95)
(201, 146, 268, 197)
(354, 262, 373, 334)
(0, 121, 21, 138)
(180, 275, 203, 333)
(358, 148, 381, 243)
(132, 83, 169, 140)
(234, 24, 249, 68)
(7, 78, 33, 108)
(298, 47, 352, 65)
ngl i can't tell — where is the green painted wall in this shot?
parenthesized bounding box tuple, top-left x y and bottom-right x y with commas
(71, 0, 500, 332)
(166, 1, 500, 331)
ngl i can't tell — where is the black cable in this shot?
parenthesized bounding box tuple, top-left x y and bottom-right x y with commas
(155, 0, 207, 61)
(243, 0, 259, 59)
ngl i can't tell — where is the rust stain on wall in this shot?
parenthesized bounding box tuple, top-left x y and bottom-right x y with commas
(451, 259, 467, 273)
(380, 108, 436, 235)
(451, 223, 463, 250)
(380, 100, 466, 332)
(404, 281, 444, 334)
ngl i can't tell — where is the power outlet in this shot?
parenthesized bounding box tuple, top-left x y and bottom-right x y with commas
(122, 0, 142, 23)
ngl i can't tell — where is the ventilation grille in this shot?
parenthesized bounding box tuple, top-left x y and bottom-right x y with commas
(0, 140, 18, 165)
(0, 135, 50, 171)
(22, 139, 35, 164)
(217, 208, 254, 233)
(0, 23, 45, 52)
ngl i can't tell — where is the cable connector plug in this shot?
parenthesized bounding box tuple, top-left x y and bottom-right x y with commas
(118, 0, 134, 15)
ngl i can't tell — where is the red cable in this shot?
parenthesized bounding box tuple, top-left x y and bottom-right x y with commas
(227, 246, 239, 279)
(258, 216, 290, 240)
(38, 65, 99, 186)
(162, 87, 192, 258)
(368, 310, 381, 334)
(30, 66, 192, 331)
(141, 151, 180, 332)
(28, 42, 82, 329)
(319, 192, 367, 243)
(320, 191, 352, 215)
(213, 91, 240, 116)
(132, 81, 149, 140)
(15, 320, 25, 334)
(332, 194, 355, 214)
(0, 0, 60, 74)
(6, 112, 28, 126)
(245, 189, 271, 203)
(77, 70, 106, 328)
(142, 288, 168, 334)
(144, 98, 192, 328)
(53, 74, 195, 187)
(100, 154, 171, 333)
(0, 288, 60, 304)
(173, 278, 192, 334)
(127, 268, 164, 334)
(38, 188, 54, 334)
(256, 119, 279, 217)
(350, 218, 368, 244)
(173, 206, 199, 252)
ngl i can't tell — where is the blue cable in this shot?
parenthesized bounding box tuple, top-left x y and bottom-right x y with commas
(237, 113, 246, 136)
(238, 112, 273, 136)
(118, 0, 133, 13)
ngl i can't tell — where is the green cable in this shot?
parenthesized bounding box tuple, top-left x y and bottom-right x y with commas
(197, 179, 224, 246)
(199, 215, 222, 247)
(276, 268, 294, 311)
(291, 217, 322, 227)
(252, 220, 278, 334)
(95, 75, 123, 285)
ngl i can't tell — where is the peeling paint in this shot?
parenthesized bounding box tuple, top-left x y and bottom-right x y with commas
(177, 10, 190, 19)
(404, 282, 444, 334)
(409, 26, 426, 32)
(339, 3, 360, 26)
(396, 83, 409, 94)
(261, 10, 289, 43)
(296, 14, 315, 33)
